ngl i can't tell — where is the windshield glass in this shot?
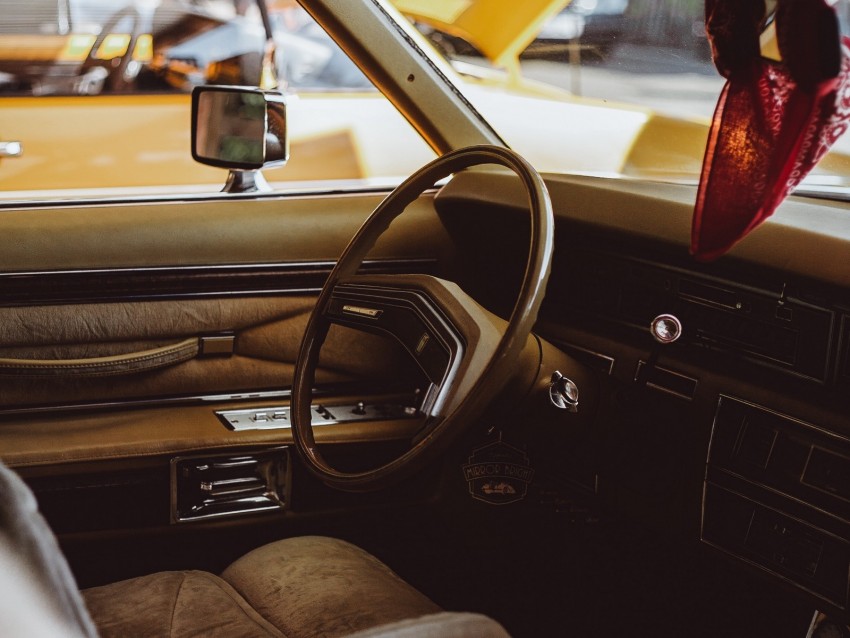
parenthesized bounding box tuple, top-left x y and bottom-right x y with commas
(4, 0, 850, 200)
(390, 0, 850, 189)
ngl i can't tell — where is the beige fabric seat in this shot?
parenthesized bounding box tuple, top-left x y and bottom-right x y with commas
(0, 462, 509, 637)
(83, 536, 445, 638)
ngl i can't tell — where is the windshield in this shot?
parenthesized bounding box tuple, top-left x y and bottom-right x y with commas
(4, 0, 850, 200)
(390, 0, 850, 189)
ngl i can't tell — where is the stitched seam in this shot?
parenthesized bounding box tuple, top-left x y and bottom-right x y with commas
(169, 572, 187, 637)
(0, 340, 198, 376)
(0, 340, 196, 368)
(195, 572, 286, 637)
(0, 348, 191, 369)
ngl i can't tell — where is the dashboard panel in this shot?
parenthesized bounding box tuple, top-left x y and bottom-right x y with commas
(435, 170, 850, 622)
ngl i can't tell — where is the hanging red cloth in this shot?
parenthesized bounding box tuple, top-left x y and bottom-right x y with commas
(691, 0, 850, 261)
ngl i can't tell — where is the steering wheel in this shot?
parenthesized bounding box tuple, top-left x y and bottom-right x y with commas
(291, 145, 554, 491)
(78, 5, 148, 94)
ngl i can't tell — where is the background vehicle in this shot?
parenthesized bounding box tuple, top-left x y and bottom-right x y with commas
(536, 0, 630, 54)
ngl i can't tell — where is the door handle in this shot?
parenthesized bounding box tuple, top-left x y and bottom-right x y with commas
(0, 141, 23, 158)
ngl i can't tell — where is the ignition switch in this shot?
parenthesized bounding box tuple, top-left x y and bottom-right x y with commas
(549, 371, 579, 413)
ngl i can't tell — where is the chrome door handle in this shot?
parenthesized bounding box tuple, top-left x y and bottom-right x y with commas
(0, 141, 23, 158)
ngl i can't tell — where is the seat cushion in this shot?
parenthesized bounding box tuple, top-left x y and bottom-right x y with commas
(83, 570, 285, 638)
(82, 536, 441, 638)
(220, 536, 441, 638)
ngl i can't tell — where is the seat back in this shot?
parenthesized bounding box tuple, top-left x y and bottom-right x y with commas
(0, 462, 98, 638)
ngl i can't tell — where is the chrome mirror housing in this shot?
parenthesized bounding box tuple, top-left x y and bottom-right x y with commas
(191, 86, 288, 193)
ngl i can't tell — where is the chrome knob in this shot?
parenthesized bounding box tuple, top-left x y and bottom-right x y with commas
(650, 314, 682, 344)
(549, 371, 579, 413)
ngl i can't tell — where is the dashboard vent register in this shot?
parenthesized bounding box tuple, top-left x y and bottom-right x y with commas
(171, 449, 288, 523)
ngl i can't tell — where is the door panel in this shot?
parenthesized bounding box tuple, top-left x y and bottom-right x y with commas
(0, 189, 452, 468)
(0, 295, 418, 409)
(0, 192, 448, 270)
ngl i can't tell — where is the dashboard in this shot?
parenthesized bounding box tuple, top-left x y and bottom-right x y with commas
(436, 169, 850, 621)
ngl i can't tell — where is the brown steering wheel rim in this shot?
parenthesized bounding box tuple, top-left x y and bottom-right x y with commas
(291, 144, 553, 491)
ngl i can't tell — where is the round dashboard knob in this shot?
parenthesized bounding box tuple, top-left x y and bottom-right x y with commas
(650, 314, 682, 344)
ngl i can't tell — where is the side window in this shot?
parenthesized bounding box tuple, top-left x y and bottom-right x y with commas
(0, 0, 434, 199)
(0, 0, 266, 96)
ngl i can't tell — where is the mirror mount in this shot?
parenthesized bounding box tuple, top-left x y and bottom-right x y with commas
(222, 169, 272, 194)
(191, 86, 288, 194)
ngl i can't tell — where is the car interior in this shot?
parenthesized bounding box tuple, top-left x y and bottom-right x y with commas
(2, 0, 850, 637)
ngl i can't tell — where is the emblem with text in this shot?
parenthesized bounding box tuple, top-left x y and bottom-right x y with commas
(462, 440, 534, 505)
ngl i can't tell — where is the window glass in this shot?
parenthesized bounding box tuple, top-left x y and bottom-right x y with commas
(0, 0, 264, 96)
(392, 0, 850, 188)
(0, 0, 434, 199)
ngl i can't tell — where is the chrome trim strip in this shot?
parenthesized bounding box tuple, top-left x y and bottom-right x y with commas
(0, 389, 293, 418)
(216, 401, 417, 431)
(0, 182, 440, 209)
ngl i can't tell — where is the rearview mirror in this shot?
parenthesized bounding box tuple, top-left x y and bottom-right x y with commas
(191, 86, 288, 173)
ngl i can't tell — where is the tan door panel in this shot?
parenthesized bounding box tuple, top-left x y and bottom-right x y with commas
(0, 296, 416, 410)
(0, 191, 450, 271)
(0, 190, 451, 411)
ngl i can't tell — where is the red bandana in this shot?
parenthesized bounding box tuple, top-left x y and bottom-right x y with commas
(691, 0, 850, 261)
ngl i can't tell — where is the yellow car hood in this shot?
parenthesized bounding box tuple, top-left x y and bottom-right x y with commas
(391, 0, 569, 68)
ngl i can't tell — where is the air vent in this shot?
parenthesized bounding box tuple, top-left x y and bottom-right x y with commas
(171, 448, 288, 523)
